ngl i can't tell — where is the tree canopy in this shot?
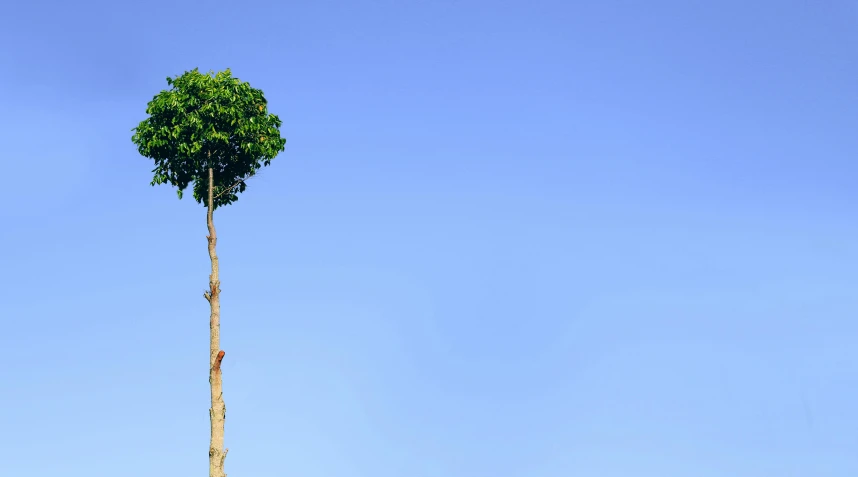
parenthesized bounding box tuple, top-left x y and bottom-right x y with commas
(132, 68, 286, 209)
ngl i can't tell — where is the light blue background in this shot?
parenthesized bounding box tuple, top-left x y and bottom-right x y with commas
(2, 0, 856, 475)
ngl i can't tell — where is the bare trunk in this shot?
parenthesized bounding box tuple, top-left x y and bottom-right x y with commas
(204, 167, 227, 477)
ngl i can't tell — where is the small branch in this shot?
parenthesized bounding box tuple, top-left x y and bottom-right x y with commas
(213, 350, 225, 371)
(213, 171, 261, 201)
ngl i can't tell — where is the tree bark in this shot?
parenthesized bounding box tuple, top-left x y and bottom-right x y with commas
(205, 167, 228, 477)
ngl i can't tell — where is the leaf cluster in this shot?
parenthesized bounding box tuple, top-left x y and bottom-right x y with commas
(131, 68, 286, 209)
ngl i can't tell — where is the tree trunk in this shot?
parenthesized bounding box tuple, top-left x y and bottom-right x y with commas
(205, 167, 228, 477)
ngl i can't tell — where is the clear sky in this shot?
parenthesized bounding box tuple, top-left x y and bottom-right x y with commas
(1, 0, 857, 475)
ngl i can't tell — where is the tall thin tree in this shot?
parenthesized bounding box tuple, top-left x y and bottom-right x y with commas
(132, 68, 286, 477)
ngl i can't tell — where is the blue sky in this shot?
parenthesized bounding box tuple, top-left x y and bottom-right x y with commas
(2, 0, 857, 475)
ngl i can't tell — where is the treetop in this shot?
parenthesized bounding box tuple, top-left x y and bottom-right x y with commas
(132, 68, 286, 210)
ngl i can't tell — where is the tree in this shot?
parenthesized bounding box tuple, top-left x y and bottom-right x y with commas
(131, 68, 286, 477)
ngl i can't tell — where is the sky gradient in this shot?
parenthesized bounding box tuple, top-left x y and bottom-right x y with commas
(2, 0, 857, 475)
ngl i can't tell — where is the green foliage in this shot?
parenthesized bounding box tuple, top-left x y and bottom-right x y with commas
(132, 68, 286, 209)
